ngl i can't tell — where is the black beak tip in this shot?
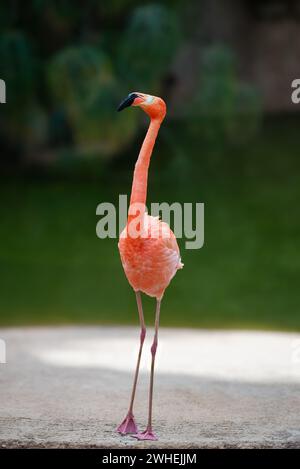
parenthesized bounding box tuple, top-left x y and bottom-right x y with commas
(117, 93, 137, 112)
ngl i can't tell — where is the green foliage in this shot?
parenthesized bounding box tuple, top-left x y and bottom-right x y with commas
(0, 3, 260, 163)
(48, 45, 138, 154)
(96, 0, 143, 19)
(0, 31, 47, 150)
(48, 45, 113, 117)
(0, 32, 36, 109)
(189, 45, 261, 144)
(118, 4, 181, 89)
(0, 2, 181, 162)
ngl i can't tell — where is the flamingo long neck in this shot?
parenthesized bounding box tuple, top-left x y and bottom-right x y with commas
(128, 117, 162, 222)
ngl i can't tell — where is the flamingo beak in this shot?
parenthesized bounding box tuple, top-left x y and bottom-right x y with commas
(117, 93, 138, 112)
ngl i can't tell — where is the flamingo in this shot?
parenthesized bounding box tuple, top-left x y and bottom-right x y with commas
(116, 92, 183, 440)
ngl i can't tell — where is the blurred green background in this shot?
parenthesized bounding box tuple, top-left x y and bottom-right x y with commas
(0, 1, 299, 330)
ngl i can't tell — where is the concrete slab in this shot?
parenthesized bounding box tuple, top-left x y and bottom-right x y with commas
(0, 326, 299, 448)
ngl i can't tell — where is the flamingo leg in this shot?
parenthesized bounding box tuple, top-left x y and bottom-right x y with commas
(117, 291, 146, 435)
(132, 299, 161, 441)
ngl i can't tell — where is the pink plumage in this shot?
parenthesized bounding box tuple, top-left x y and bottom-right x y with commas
(119, 214, 183, 299)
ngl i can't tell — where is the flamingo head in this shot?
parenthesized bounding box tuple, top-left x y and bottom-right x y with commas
(117, 92, 166, 120)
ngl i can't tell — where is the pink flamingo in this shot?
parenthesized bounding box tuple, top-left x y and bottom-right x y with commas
(116, 92, 183, 440)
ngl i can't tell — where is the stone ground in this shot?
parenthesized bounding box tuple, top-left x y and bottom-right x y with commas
(0, 326, 300, 448)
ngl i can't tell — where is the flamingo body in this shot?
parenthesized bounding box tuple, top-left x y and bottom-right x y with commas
(119, 214, 183, 299)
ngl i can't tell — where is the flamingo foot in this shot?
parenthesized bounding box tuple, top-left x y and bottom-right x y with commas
(117, 412, 138, 435)
(131, 427, 158, 441)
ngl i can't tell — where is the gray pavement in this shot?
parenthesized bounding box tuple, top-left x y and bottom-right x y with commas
(0, 326, 300, 448)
